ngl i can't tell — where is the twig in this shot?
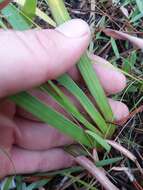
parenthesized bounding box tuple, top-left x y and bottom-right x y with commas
(107, 140, 143, 176)
(75, 156, 119, 190)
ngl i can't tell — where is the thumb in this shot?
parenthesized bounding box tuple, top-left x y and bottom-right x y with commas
(0, 19, 90, 97)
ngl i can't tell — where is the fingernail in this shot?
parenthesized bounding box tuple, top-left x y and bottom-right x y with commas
(56, 19, 90, 38)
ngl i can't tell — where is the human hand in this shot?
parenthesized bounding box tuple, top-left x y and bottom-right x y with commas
(0, 19, 129, 178)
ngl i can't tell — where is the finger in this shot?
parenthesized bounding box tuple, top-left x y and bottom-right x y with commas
(14, 117, 74, 150)
(0, 19, 90, 97)
(16, 88, 78, 122)
(92, 55, 126, 94)
(15, 99, 129, 150)
(0, 147, 74, 178)
(17, 86, 129, 122)
(109, 98, 129, 121)
(0, 100, 16, 118)
(0, 114, 20, 151)
(68, 54, 126, 95)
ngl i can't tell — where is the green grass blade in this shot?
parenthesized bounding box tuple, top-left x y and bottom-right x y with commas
(2, 177, 13, 190)
(15, 176, 23, 190)
(0, 18, 7, 29)
(36, 8, 56, 27)
(78, 56, 116, 137)
(136, 0, 143, 13)
(111, 37, 120, 59)
(48, 0, 115, 137)
(26, 179, 50, 190)
(86, 130, 111, 152)
(10, 92, 92, 147)
(78, 54, 114, 122)
(15, 0, 56, 27)
(40, 82, 102, 135)
(45, 0, 70, 24)
(95, 157, 123, 167)
(34, 166, 83, 176)
(21, 0, 37, 21)
(64, 173, 98, 190)
(58, 74, 109, 134)
(1, 3, 30, 30)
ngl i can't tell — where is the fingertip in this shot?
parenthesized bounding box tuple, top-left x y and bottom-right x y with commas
(56, 19, 91, 38)
(9, 148, 74, 175)
(110, 68, 127, 93)
(93, 63, 127, 94)
(109, 99, 129, 121)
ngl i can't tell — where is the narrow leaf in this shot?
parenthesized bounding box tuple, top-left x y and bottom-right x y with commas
(10, 92, 92, 147)
(130, 12, 143, 23)
(48, 0, 115, 137)
(2, 177, 13, 190)
(34, 166, 83, 176)
(86, 130, 111, 152)
(95, 157, 123, 167)
(78, 55, 115, 124)
(111, 37, 120, 59)
(14, 0, 56, 27)
(36, 8, 56, 26)
(2, 3, 30, 30)
(46, 0, 70, 24)
(41, 82, 102, 135)
(0, 18, 7, 29)
(136, 0, 143, 13)
(26, 179, 50, 190)
(58, 74, 109, 135)
(22, 0, 37, 20)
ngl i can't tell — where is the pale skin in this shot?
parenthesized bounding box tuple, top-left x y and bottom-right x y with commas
(0, 19, 129, 178)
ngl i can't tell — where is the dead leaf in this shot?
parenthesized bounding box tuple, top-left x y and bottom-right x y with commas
(103, 29, 143, 49)
(107, 140, 143, 176)
(76, 156, 119, 190)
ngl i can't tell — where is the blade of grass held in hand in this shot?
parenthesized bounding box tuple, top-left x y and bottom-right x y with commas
(40, 82, 102, 136)
(1, 3, 30, 30)
(10, 92, 92, 148)
(48, 0, 115, 136)
(77, 55, 115, 137)
(58, 74, 108, 135)
(86, 130, 111, 152)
